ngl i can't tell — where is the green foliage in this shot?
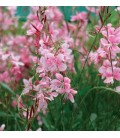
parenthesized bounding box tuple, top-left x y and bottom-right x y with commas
(16, 6, 30, 21)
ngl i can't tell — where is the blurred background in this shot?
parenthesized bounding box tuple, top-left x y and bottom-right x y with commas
(16, 6, 87, 21)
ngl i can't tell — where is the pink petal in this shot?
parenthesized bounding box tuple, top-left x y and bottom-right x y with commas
(23, 79, 28, 85)
(64, 77, 71, 83)
(51, 79, 61, 86)
(68, 93, 74, 103)
(64, 83, 71, 92)
(51, 92, 58, 97)
(70, 89, 77, 94)
(55, 73, 63, 81)
(58, 63, 67, 72)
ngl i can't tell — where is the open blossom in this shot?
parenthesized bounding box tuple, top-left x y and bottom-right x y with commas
(51, 73, 77, 103)
(36, 93, 48, 114)
(23, 78, 33, 94)
(40, 53, 67, 72)
(101, 24, 120, 45)
(99, 60, 120, 84)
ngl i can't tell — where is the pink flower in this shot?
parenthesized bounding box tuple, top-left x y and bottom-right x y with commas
(101, 24, 120, 45)
(40, 53, 67, 72)
(46, 92, 58, 101)
(100, 38, 111, 48)
(99, 60, 120, 84)
(27, 21, 43, 35)
(56, 54, 67, 72)
(51, 73, 77, 103)
(48, 22, 59, 40)
(1, 53, 10, 60)
(36, 93, 48, 114)
(55, 73, 63, 81)
(50, 78, 62, 91)
(68, 89, 77, 103)
(40, 53, 57, 72)
(39, 33, 50, 47)
(23, 78, 33, 94)
(104, 76, 114, 84)
(89, 52, 100, 64)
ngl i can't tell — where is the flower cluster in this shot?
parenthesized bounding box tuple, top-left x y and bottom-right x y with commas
(89, 23, 120, 84)
(22, 7, 77, 115)
(0, 7, 34, 85)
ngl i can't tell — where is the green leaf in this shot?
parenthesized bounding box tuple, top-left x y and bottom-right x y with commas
(79, 86, 92, 95)
(0, 82, 14, 94)
(41, 116, 51, 130)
